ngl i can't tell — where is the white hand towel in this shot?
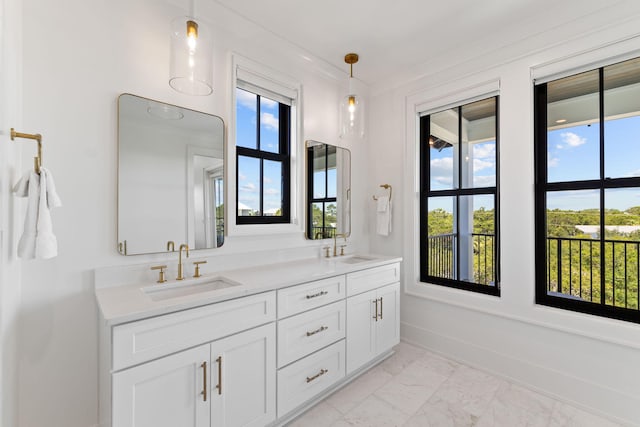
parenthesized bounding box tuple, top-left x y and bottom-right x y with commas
(35, 167, 62, 259)
(13, 170, 40, 258)
(376, 196, 392, 236)
(13, 167, 62, 259)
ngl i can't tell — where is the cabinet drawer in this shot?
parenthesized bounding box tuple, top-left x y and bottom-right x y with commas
(277, 275, 346, 318)
(277, 340, 345, 417)
(277, 300, 346, 368)
(346, 263, 400, 296)
(112, 291, 275, 370)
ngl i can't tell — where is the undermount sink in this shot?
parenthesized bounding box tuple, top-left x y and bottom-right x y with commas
(334, 255, 377, 264)
(142, 276, 241, 301)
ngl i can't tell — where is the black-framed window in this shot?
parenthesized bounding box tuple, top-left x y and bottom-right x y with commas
(534, 56, 640, 324)
(236, 86, 291, 224)
(419, 96, 500, 296)
(307, 143, 337, 239)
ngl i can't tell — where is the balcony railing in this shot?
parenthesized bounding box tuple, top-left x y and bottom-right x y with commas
(547, 236, 640, 310)
(427, 233, 495, 286)
(311, 226, 336, 239)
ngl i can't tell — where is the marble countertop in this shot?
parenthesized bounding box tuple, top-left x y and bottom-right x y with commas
(95, 254, 402, 326)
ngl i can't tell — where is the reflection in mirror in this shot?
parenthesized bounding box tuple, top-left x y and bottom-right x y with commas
(306, 141, 351, 240)
(118, 94, 224, 255)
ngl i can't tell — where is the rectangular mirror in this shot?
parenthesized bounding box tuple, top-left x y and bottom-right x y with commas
(306, 140, 351, 239)
(118, 93, 225, 255)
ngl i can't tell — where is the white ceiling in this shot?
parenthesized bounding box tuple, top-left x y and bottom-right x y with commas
(213, 0, 639, 86)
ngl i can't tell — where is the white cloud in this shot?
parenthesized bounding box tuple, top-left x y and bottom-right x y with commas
(473, 175, 495, 186)
(434, 176, 454, 186)
(561, 132, 586, 147)
(264, 177, 273, 184)
(261, 112, 279, 131)
(236, 89, 257, 111)
(472, 144, 495, 159)
(556, 144, 563, 150)
(239, 182, 257, 193)
(473, 158, 493, 172)
(548, 154, 559, 167)
(265, 188, 280, 195)
(261, 97, 278, 109)
(238, 172, 247, 181)
(625, 169, 640, 177)
(430, 157, 453, 175)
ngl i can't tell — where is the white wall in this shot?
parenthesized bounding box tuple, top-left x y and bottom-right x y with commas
(1, 0, 22, 425)
(16, 0, 368, 426)
(367, 7, 640, 427)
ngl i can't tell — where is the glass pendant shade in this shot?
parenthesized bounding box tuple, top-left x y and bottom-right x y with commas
(169, 16, 213, 96)
(339, 79, 365, 139)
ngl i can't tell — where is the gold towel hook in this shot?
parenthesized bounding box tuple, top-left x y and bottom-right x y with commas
(11, 128, 43, 174)
(372, 184, 392, 202)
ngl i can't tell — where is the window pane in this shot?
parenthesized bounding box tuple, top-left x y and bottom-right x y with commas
(238, 156, 260, 216)
(604, 58, 640, 179)
(427, 196, 456, 280)
(310, 202, 325, 239)
(546, 190, 600, 302)
(263, 160, 282, 216)
(236, 88, 257, 149)
(325, 203, 337, 236)
(429, 108, 458, 190)
(260, 96, 279, 153)
(546, 70, 600, 182)
(312, 146, 326, 199)
(461, 98, 496, 188)
(459, 195, 495, 286)
(604, 188, 640, 310)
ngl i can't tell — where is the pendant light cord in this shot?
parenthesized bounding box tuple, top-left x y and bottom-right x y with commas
(189, 0, 196, 17)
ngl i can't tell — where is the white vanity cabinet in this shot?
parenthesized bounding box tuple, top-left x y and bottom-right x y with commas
(97, 257, 402, 427)
(112, 323, 275, 427)
(346, 263, 400, 374)
(101, 291, 276, 427)
(112, 344, 210, 427)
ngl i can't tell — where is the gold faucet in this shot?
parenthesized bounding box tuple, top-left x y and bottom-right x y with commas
(167, 241, 175, 252)
(333, 233, 347, 257)
(177, 244, 190, 280)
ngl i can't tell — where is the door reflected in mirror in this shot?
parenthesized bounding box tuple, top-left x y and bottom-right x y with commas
(118, 94, 225, 255)
(306, 141, 351, 240)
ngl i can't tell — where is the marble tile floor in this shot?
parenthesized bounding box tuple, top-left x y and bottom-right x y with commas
(287, 341, 623, 427)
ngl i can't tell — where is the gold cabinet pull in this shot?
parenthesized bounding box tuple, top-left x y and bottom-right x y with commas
(306, 290, 328, 299)
(306, 368, 328, 383)
(201, 361, 207, 401)
(373, 298, 379, 321)
(306, 326, 328, 337)
(215, 356, 222, 395)
(379, 297, 383, 320)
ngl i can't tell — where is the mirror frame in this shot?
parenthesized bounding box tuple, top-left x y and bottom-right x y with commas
(305, 140, 351, 240)
(117, 93, 225, 255)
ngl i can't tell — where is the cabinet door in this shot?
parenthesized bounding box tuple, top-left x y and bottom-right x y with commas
(112, 344, 210, 427)
(376, 282, 400, 355)
(346, 289, 377, 374)
(210, 323, 276, 427)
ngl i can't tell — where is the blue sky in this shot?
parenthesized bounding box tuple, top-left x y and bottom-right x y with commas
(428, 139, 496, 212)
(428, 114, 640, 214)
(547, 115, 640, 211)
(236, 88, 283, 214)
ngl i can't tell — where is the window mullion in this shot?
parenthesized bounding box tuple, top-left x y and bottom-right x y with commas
(259, 159, 264, 216)
(456, 105, 462, 282)
(599, 67, 606, 306)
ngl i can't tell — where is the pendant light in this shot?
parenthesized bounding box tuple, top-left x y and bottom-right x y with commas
(169, 0, 213, 95)
(339, 53, 365, 139)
